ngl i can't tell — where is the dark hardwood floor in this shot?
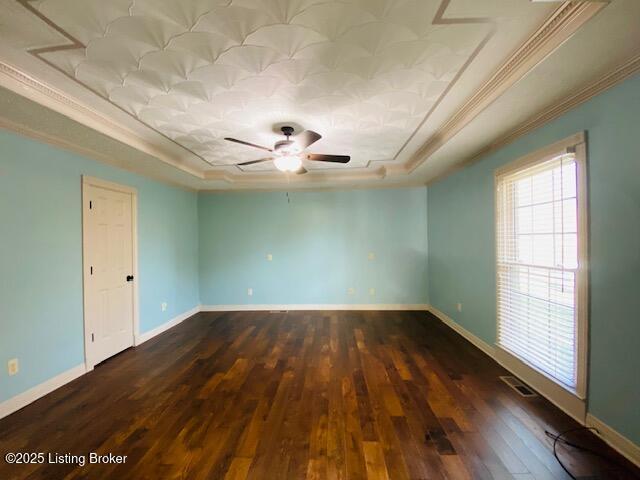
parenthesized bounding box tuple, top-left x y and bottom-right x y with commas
(1, 311, 637, 479)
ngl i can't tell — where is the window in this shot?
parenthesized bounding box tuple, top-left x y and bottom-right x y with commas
(495, 134, 588, 400)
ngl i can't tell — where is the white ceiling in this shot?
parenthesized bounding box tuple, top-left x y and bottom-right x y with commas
(0, 0, 637, 190)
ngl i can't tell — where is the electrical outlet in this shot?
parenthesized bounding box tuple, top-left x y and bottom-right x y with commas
(456, 303, 462, 312)
(369, 288, 376, 297)
(247, 288, 253, 296)
(347, 287, 355, 296)
(161, 302, 168, 312)
(8, 358, 18, 376)
(266, 254, 273, 261)
(368, 252, 375, 260)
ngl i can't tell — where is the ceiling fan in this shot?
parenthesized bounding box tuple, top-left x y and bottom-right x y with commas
(224, 126, 350, 174)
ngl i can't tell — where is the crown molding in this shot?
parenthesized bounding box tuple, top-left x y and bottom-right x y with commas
(0, 1, 611, 189)
(0, 57, 413, 187)
(203, 165, 390, 185)
(14, 0, 498, 182)
(0, 60, 204, 180)
(0, 116, 197, 191)
(5, 49, 634, 193)
(199, 180, 429, 194)
(427, 52, 640, 185)
(471, 53, 640, 162)
(407, 0, 606, 173)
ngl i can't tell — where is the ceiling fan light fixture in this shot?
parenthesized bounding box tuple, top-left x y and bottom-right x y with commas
(227, 128, 349, 170)
(274, 155, 302, 172)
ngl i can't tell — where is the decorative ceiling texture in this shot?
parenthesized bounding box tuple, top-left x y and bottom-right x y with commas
(0, 0, 635, 189)
(17, 0, 496, 172)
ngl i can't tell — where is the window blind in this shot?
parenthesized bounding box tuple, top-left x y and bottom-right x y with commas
(496, 152, 580, 391)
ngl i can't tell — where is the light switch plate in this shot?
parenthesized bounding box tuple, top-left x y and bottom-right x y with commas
(8, 358, 18, 376)
(267, 254, 273, 261)
(368, 252, 375, 260)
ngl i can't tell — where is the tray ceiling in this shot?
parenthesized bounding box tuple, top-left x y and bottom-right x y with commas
(0, 0, 630, 189)
(9, 0, 499, 170)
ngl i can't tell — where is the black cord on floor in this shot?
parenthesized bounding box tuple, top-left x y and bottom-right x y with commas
(544, 426, 638, 479)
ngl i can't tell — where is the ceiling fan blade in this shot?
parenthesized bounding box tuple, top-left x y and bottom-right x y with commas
(224, 137, 272, 152)
(296, 130, 322, 149)
(295, 166, 308, 175)
(306, 153, 350, 163)
(236, 157, 273, 166)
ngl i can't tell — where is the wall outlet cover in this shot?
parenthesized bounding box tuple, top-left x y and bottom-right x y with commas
(267, 254, 273, 261)
(247, 288, 253, 296)
(368, 252, 375, 260)
(161, 302, 168, 312)
(347, 288, 355, 295)
(456, 303, 462, 312)
(369, 288, 376, 296)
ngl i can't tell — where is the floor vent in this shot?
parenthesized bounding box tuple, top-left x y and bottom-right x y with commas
(269, 310, 289, 314)
(500, 375, 538, 397)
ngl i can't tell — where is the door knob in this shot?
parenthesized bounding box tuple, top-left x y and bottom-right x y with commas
(126, 275, 134, 282)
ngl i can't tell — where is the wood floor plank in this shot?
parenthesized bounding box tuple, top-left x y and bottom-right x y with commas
(0, 311, 637, 480)
(362, 441, 390, 480)
(225, 457, 253, 480)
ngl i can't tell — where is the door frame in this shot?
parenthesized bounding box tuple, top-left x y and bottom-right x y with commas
(81, 175, 139, 371)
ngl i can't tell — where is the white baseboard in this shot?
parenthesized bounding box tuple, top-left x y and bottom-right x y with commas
(134, 305, 201, 345)
(429, 306, 586, 423)
(1, 304, 424, 421)
(0, 306, 201, 421)
(0, 363, 86, 420)
(587, 413, 640, 467)
(428, 306, 640, 465)
(200, 303, 430, 312)
(3, 305, 637, 468)
(428, 305, 495, 358)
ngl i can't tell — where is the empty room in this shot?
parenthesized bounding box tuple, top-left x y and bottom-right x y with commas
(1, 0, 639, 479)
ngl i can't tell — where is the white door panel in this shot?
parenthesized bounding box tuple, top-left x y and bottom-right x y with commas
(84, 183, 134, 366)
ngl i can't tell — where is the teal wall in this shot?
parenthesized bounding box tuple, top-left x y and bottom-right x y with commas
(198, 188, 429, 306)
(427, 74, 640, 444)
(0, 130, 199, 402)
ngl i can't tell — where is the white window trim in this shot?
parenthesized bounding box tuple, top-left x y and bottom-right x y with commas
(494, 132, 589, 423)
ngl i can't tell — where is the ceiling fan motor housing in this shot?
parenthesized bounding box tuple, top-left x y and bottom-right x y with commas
(281, 126, 295, 136)
(274, 139, 302, 155)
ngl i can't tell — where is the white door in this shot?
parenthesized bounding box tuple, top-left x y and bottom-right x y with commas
(83, 180, 135, 366)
